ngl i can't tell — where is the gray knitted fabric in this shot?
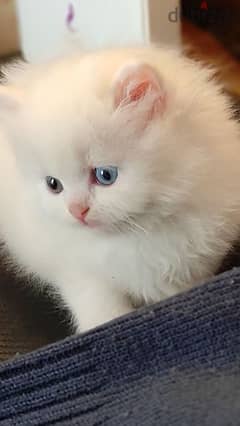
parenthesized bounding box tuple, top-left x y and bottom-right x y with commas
(0, 267, 239, 425)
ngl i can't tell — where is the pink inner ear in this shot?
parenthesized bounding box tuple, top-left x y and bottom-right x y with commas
(113, 64, 166, 117)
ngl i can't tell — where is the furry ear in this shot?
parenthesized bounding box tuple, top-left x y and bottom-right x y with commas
(0, 86, 23, 116)
(112, 63, 166, 122)
(0, 86, 29, 167)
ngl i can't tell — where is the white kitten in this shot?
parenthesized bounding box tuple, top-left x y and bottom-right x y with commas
(0, 46, 240, 332)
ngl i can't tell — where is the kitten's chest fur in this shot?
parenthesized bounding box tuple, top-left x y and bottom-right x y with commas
(15, 213, 232, 305)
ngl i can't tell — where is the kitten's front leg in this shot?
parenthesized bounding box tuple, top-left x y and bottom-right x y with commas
(63, 278, 134, 333)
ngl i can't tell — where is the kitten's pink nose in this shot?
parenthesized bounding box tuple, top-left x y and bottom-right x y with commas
(68, 203, 90, 222)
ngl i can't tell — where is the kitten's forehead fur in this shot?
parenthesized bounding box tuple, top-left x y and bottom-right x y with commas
(4, 46, 231, 168)
(3, 46, 217, 114)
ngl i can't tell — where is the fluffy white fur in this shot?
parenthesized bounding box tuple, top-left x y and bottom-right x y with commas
(0, 46, 240, 332)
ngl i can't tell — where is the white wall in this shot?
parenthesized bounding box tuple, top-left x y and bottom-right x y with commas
(16, 0, 180, 62)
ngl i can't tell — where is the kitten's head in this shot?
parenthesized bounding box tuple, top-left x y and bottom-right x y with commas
(0, 48, 236, 234)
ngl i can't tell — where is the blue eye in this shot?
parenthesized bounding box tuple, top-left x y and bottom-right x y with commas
(94, 166, 118, 186)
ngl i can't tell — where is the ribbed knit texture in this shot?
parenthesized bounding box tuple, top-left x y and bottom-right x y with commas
(0, 268, 240, 425)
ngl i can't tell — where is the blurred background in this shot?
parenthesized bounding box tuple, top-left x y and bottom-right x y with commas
(0, 0, 240, 362)
(0, 0, 19, 57)
(1, 0, 240, 97)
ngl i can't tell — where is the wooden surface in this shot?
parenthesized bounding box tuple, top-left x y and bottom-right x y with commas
(0, 0, 19, 57)
(0, 255, 72, 362)
(182, 19, 240, 97)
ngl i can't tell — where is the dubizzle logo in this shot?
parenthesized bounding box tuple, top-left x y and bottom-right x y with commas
(169, 1, 229, 24)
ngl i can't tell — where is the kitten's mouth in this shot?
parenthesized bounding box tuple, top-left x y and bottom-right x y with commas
(75, 214, 147, 234)
(75, 216, 91, 227)
(79, 217, 88, 226)
(76, 216, 100, 229)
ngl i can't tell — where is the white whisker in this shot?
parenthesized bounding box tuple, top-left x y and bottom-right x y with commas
(127, 217, 149, 235)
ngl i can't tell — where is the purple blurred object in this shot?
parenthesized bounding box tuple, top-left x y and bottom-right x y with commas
(66, 3, 75, 32)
